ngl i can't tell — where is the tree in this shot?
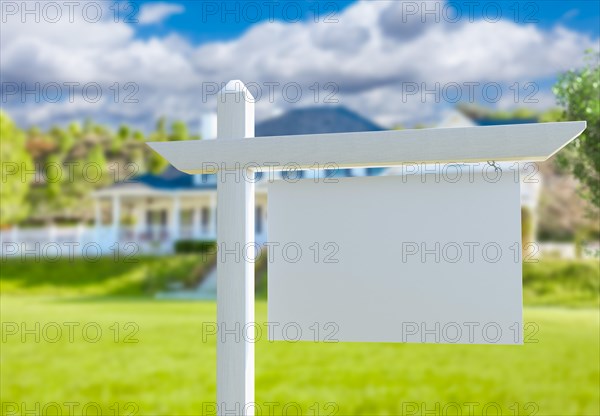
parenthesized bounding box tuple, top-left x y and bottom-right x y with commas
(2, 113, 199, 222)
(0, 112, 33, 226)
(170, 120, 189, 141)
(87, 144, 108, 180)
(149, 117, 168, 142)
(553, 50, 600, 207)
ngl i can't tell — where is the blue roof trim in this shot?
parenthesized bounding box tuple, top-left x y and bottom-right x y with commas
(473, 117, 539, 126)
(136, 168, 217, 190)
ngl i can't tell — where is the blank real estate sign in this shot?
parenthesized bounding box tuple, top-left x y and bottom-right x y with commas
(268, 167, 523, 344)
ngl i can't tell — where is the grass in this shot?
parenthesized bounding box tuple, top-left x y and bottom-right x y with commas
(0, 255, 215, 296)
(1, 297, 598, 415)
(2, 257, 598, 306)
(0, 257, 598, 415)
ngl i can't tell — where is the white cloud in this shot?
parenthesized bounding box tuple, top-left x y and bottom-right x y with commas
(137, 2, 184, 25)
(1, 0, 597, 131)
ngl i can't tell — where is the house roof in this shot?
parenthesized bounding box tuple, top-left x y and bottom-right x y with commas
(255, 106, 383, 136)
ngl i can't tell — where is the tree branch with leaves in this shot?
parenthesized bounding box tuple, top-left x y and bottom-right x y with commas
(553, 50, 600, 208)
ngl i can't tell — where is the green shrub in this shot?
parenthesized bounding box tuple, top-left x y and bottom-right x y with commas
(523, 259, 599, 307)
(174, 239, 216, 254)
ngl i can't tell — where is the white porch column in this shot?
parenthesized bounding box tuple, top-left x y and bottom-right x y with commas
(216, 81, 255, 412)
(172, 195, 181, 242)
(193, 205, 201, 239)
(112, 194, 120, 242)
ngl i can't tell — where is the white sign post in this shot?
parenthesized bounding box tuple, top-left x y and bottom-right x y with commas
(148, 80, 585, 413)
(215, 82, 255, 412)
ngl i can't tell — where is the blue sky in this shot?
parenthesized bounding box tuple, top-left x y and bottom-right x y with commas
(1, 0, 599, 132)
(133, 0, 356, 42)
(134, 1, 600, 43)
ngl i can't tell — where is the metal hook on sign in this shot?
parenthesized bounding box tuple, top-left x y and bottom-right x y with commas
(487, 160, 502, 173)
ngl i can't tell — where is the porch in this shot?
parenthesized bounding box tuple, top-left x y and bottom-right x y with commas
(0, 186, 268, 258)
(92, 187, 268, 254)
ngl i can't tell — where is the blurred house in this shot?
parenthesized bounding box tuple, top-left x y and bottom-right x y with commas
(5, 106, 591, 259)
(90, 107, 389, 254)
(92, 106, 547, 255)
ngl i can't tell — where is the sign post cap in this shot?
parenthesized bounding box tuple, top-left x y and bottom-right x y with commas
(218, 80, 255, 101)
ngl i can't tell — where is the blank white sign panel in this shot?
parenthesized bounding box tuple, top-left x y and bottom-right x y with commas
(268, 171, 523, 344)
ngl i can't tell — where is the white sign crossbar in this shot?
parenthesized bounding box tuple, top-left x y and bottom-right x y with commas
(149, 121, 585, 174)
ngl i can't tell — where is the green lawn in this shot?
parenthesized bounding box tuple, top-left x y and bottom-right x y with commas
(1, 257, 598, 306)
(1, 297, 598, 415)
(1, 257, 599, 415)
(0, 255, 215, 297)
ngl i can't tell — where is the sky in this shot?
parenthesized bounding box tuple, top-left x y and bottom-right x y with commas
(1, 0, 599, 133)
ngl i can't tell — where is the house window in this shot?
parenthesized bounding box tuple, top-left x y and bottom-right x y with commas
(180, 209, 194, 238)
(366, 167, 385, 176)
(281, 170, 304, 181)
(255, 206, 263, 234)
(146, 210, 167, 226)
(145, 209, 167, 240)
(194, 174, 216, 186)
(181, 210, 193, 226)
